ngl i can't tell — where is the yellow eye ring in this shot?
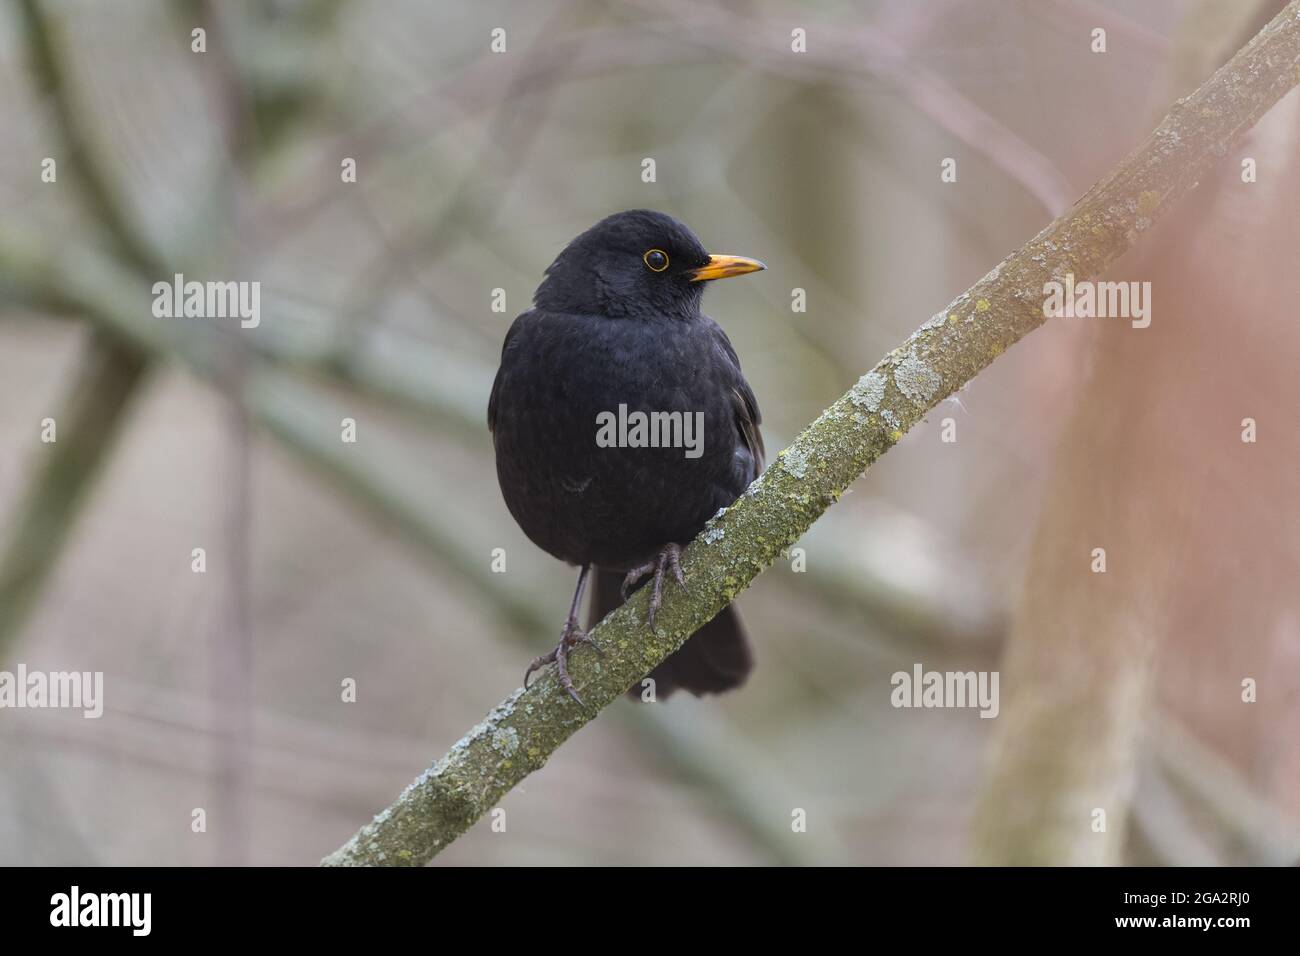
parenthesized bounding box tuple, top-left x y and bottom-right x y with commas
(643, 249, 670, 272)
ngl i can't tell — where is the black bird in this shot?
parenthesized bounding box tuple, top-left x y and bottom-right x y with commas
(488, 209, 766, 704)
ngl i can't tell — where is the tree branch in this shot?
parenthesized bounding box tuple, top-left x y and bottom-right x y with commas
(16, 0, 160, 274)
(0, 0, 162, 658)
(0, 336, 147, 646)
(320, 2, 1300, 865)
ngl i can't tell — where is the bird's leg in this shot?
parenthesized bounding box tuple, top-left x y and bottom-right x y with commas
(620, 542, 687, 629)
(524, 564, 603, 704)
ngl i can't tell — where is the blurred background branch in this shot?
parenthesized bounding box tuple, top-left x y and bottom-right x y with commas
(0, 0, 159, 657)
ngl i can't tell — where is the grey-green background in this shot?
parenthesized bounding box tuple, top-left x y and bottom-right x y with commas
(1, 0, 1297, 865)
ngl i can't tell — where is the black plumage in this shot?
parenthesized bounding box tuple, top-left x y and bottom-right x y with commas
(488, 209, 765, 702)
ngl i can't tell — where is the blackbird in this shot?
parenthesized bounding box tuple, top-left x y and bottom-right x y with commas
(488, 209, 766, 704)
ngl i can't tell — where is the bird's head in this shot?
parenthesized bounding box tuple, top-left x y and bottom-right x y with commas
(533, 209, 765, 319)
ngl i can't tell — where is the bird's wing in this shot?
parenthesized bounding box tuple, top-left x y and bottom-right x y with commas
(710, 322, 765, 474)
(732, 384, 765, 474)
(488, 311, 530, 433)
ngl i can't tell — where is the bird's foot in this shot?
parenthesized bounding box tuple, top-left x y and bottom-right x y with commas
(621, 542, 687, 629)
(524, 614, 603, 704)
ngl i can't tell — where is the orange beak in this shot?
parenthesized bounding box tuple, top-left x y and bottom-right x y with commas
(688, 254, 766, 282)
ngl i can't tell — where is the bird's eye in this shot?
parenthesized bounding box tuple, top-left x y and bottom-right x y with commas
(643, 249, 669, 272)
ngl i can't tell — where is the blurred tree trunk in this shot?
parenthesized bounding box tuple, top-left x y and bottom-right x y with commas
(970, 0, 1292, 865)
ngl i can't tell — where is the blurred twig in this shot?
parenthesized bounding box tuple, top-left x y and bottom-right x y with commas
(15, 0, 160, 274)
(637, 0, 1075, 216)
(0, 0, 162, 659)
(321, 3, 1300, 865)
(191, 0, 261, 869)
(1039, 0, 1172, 59)
(0, 338, 148, 649)
(791, 512, 1005, 655)
(336, 0, 601, 352)
(252, 300, 493, 442)
(1148, 711, 1300, 865)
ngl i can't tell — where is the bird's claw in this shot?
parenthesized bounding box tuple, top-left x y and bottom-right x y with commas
(620, 543, 687, 629)
(524, 615, 601, 704)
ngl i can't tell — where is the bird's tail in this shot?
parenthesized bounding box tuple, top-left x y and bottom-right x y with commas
(589, 568, 752, 700)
